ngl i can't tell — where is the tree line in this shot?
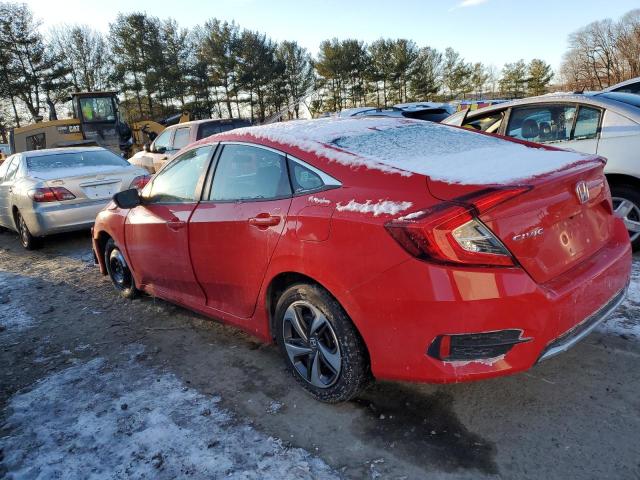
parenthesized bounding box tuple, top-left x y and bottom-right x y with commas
(0, 2, 637, 136)
(560, 9, 640, 91)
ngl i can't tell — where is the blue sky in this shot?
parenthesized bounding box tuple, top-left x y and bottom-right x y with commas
(24, 0, 639, 70)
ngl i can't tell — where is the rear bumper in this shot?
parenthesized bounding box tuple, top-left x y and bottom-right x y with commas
(537, 286, 626, 362)
(346, 218, 632, 384)
(22, 199, 110, 236)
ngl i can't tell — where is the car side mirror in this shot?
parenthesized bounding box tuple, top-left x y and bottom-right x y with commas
(143, 143, 150, 152)
(113, 188, 141, 209)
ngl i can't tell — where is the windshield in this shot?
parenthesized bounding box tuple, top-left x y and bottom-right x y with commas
(79, 97, 116, 122)
(27, 150, 129, 171)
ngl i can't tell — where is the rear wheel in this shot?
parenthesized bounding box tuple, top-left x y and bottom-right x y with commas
(611, 184, 640, 251)
(15, 211, 40, 250)
(274, 283, 370, 403)
(104, 238, 138, 299)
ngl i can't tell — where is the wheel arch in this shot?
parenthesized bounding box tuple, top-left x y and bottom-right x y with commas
(606, 173, 640, 190)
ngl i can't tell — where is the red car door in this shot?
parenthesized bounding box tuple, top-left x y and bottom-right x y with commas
(189, 143, 292, 318)
(125, 145, 214, 304)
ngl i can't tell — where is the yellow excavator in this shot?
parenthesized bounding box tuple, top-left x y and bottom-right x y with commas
(9, 91, 190, 158)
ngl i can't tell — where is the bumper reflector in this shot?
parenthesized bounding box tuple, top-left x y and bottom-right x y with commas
(427, 329, 530, 362)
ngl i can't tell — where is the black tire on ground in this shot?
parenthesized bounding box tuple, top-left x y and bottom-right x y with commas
(104, 238, 138, 299)
(274, 283, 371, 403)
(15, 210, 41, 250)
(610, 184, 640, 251)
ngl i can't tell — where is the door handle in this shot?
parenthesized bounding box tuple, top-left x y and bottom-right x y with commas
(248, 214, 280, 228)
(167, 220, 186, 231)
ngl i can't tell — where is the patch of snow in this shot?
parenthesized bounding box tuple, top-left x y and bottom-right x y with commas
(2, 354, 337, 480)
(267, 401, 283, 414)
(397, 210, 426, 221)
(597, 258, 640, 340)
(233, 118, 590, 184)
(0, 272, 36, 333)
(336, 199, 412, 217)
(307, 195, 331, 206)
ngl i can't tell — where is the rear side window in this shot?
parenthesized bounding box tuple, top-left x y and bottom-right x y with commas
(288, 160, 324, 193)
(149, 146, 213, 203)
(26, 150, 129, 171)
(573, 107, 601, 140)
(506, 105, 576, 143)
(210, 144, 291, 201)
(172, 127, 191, 150)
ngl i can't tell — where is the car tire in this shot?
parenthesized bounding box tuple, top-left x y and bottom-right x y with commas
(15, 210, 41, 250)
(610, 184, 640, 251)
(104, 238, 138, 299)
(274, 283, 371, 403)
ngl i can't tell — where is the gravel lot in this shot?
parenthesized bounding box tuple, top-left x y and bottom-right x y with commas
(1, 230, 639, 479)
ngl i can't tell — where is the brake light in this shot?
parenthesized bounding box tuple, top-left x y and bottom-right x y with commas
(29, 187, 76, 202)
(130, 175, 151, 190)
(385, 187, 529, 267)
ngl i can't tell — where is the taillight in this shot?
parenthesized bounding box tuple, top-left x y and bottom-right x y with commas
(29, 187, 76, 202)
(129, 175, 151, 190)
(385, 186, 529, 267)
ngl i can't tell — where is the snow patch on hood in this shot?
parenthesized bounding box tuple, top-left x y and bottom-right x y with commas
(234, 118, 590, 185)
(2, 353, 338, 479)
(336, 199, 413, 216)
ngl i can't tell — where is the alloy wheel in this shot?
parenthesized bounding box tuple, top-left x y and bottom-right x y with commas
(282, 300, 341, 388)
(612, 196, 640, 242)
(18, 215, 29, 247)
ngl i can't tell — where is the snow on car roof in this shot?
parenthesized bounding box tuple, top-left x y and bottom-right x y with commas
(234, 118, 589, 185)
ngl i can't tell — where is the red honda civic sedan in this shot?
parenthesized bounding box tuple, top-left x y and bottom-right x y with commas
(93, 118, 631, 402)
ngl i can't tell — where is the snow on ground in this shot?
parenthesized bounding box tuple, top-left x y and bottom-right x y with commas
(1, 346, 338, 480)
(0, 272, 36, 333)
(597, 257, 640, 340)
(234, 118, 589, 184)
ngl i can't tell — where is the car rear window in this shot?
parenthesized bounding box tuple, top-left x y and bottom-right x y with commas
(197, 120, 251, 140)
(26, 150, 129, 171)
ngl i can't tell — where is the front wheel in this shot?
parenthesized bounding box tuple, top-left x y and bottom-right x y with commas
(15, 211, 40, 250)
(274, 283, 370, 403)
(611, 184, 640, 251)
(104, 238, 138, 299)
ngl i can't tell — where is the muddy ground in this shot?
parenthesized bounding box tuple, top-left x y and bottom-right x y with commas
(1, 230, 639, 479)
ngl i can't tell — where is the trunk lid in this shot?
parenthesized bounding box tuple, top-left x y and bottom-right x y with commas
(428, 158, 615, 284)
(32, 166, 135, 202)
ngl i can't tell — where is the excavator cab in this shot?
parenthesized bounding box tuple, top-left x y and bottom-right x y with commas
(71, 92, 131, 155)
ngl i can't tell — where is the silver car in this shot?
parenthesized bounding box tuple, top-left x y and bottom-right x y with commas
(443, 91, 640, 249)
(0, 147, 149, 249)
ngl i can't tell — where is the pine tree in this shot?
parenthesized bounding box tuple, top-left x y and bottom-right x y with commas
(527, 59, 554, 96)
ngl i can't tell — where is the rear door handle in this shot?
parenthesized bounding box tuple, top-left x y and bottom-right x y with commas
(248, 214, 280, 228)
(167, 220, 186, 231)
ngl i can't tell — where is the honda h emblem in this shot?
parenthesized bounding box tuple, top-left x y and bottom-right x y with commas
(575, 181, 590, 204)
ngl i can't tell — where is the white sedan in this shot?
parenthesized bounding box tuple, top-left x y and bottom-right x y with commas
(0, 147, 149, 249)
(443, 91, 640, 249)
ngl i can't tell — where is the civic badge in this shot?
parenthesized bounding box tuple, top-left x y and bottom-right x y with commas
(575, 181, 589, 204)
